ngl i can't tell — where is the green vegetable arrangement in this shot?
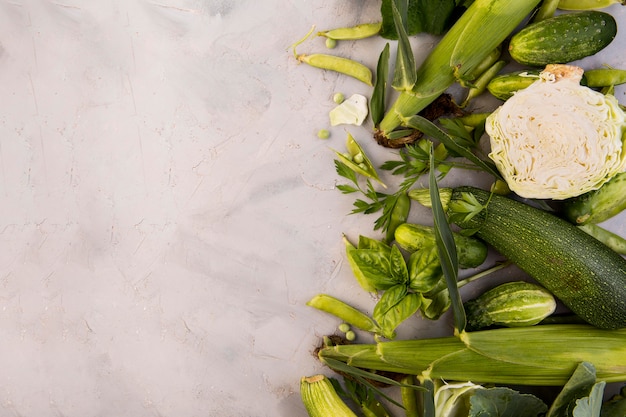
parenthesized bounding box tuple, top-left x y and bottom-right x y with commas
(291, 0, 626, 415)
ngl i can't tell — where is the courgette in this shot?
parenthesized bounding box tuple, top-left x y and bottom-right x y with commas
(464, 281, 557, 331)
(447, 186, 626, 330)
(508, 11, 617, 66)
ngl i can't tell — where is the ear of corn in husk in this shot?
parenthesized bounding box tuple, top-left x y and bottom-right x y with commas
(318, 324, 626, 386)
(377, 0, 542, 137)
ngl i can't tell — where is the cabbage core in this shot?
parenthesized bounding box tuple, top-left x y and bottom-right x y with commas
(486, 64, 626, 200)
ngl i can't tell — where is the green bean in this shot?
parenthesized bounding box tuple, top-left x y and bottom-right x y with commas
(583, 68, 626, 88)
(307, 294, 381, 333)
(292, 26, 373, 86)
(318, 22, 382, 40)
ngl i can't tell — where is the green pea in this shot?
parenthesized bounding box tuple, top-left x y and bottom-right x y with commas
(317, 129, 330, 139)
(345, 330, 356, 341)
(332, 92, 345, 104)
(338, 323, 351, 333)
(352, 152, 364, 164)
(325, 38, 337, 49)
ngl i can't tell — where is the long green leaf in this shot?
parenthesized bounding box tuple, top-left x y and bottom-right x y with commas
(429, 145, 465, 332)
(391, 0, 417, 91)
(405, 115, 503, 180)
(371, 43, 390, 127)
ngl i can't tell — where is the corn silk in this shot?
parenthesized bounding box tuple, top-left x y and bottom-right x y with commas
(486, 64, 626, 200)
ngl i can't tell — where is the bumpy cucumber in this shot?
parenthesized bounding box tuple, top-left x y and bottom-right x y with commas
(394, 223, 488, 268)
(449, 186, 626, 329)
(464, 281, 557, 330)
(509, 11, 617, 66)
(562, 172, 626, 225)
(486, 70, 541, 100)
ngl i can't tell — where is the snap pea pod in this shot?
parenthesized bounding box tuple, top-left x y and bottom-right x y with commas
(558, 0, 625, 9)
(292, 27, 374, 86)
(317, 22, 382, 40)
(461, 59, 507, 107)
(307, 294, 381, 334)
(385, 192, 411, 243)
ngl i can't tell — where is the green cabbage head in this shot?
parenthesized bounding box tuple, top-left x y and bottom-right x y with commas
(486, 64, 626, 200)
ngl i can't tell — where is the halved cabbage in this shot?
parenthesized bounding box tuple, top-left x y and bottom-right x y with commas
(486, 64, 626, 200)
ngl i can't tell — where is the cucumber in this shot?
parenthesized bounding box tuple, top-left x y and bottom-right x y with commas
(486, 70, 541, 100)
(394, 223, 488, 268)
(562, 172, 626, 225)
(448, 186, 626, 330)
(508, 11, 617, 67)
(464, 281, 557, 331)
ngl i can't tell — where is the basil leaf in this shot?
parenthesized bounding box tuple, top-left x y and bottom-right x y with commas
(348, 249, 398, 290)
(389, 244, 409, 285)
(408, 245, 443, 292)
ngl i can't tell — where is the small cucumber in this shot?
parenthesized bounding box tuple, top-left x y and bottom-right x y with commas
(394, 223, 488, 268)
(464, 281, 557, 331)
(509, 11, 617, 66)
(448, 186, 626, 330)
(562, 172, 626, 225)
(486, 70, 541, 100)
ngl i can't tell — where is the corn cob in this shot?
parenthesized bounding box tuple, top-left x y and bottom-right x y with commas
(300, 374, 358, 417)
(378, 0, 542, 136)
(318, 324, 626, 386)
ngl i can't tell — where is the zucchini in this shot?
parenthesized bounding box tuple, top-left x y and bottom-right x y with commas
(464, 281, 557, 331)
(508, 11, 617, 67)
(447, 186, 626, 330)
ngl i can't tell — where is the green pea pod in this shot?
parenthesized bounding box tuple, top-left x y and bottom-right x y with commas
(333, 133, 387, 188)
(317, 22, 382, 40)
(307, 294, 381, 334)
(461, 60, 507, 108)
(385, 192, 411, 243)
(292, 27, 373, 86)
(583, 68, 626, 88)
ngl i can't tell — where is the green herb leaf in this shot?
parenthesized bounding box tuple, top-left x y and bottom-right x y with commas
(349, 249, 399, 290)
(428, 144, 465, 333)
(408, 245, 443, 292)
(389, 244, 409, 284)
(404, 115, 503, 181)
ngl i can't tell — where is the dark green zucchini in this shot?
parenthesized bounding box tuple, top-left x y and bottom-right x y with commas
(448, 186, 626, 329)
(509, 11, 617, 66)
